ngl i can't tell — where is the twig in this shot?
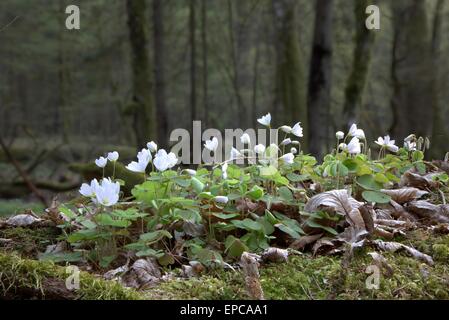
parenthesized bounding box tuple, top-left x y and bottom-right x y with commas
(0, 135, 48, 207)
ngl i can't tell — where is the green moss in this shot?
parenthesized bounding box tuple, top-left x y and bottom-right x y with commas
(0, 227, 60, 257)
(0, 200, 45, 217)
(0, 253, 142, 300)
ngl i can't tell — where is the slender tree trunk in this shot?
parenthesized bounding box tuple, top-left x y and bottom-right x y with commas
(430, 0, 447, 159)
(307, 0, 334, 159)
(153, 0, 168, 147)
(190, 0, 197, 123)
(390, 0, 433, 140)
(201, 0, 209, 126)
(343, 0, 376, 128)
(273, 0, 307, 151)
(126, 0, 157, 146)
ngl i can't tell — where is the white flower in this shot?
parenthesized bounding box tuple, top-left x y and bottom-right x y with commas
(229, 147, 242, 161)
(95, 178, 120, 207)
(214, 196, 229, 204)
(79, 179, 100, 198)
(291, 122, 303, 137)
(348, 124, 365, 139)
(107, 151, 119, 162)
(95, 157, 107, 168)
(404, 141, 417, 151)
(240, 133, 251, 145)
(279, 125, 292, 133)
(336, 131, 344, 140)
(257, 113, 271, 126)
(147, 141, 158, 153)
(204, 137, 218, 152)
(404, 134, 415, 143)
(126, 148, 152, 173)
(279, 153, 294, 164)
(222, 163, 228, 180)
(254, 144, 266, 154)
(280, 138, 292, 146)
(339, 143, 348, 151)
(347, 137, 361, 154)
(375, 135, 399, 153)
(184, 169, 197, 176)
(291, 147, 297, 154)
(153, 149, 178, 172)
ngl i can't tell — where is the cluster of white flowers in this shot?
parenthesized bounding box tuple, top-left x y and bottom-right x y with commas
(95, 151, 120, 169)
(126, 141, 178, 173)
(79, 178, 120, 207)
(336, 123, 401, 156)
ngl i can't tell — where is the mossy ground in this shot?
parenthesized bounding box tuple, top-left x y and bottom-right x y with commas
(1, 225, 449, 300)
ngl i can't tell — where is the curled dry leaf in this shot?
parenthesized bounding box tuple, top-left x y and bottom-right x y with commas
(367, 252, 393, 277)
(337, 226, 369, 249)
(305, 189, 365, 228)
(289, 233, 323, 250)
(104, 264, 130, 280)
(399, 170, 439, 189)
(240, 252, 264, 300)
(372, 239, 434, 265)
(312, 238, 335, 256)
(261, 247, 289, 263)
(182, 261, 205, 278)
(6, 214, 42, 227)
(123, 258, 162, 288)
(406, 200, 449, 223)
(389, 200, 417, 222)
(380, 188, 428, 204)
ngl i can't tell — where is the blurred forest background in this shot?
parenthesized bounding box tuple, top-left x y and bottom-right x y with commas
(0, 0, 448, 211)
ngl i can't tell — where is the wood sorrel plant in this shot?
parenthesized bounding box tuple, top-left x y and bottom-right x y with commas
(57, 113, 445, 268)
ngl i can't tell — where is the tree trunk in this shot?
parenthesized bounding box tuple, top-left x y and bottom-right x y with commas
(390, 0, 433, 140)
(307, 0, 334, 159)
(343, 0, 376, 128)
(126, 0, 157, 147)
(190, 0, 197, 123)
(153, 0, 168, 147)
(430, 0, 447, 159)
(273, 0, 307, 151)
(201, 0, 209, 126)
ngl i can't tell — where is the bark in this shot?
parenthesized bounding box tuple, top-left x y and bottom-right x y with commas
(190, 0, 198, 123)
(153, 0, 169, 147)
(390, 0, 433, 140)
(201, 0, 209, 126)
(343, 0, 376, 127)
(430, 0, 447, 159)
(307, 0, 334, 159)
(273, 0, 307, 151)
(126, 0, 157, 147)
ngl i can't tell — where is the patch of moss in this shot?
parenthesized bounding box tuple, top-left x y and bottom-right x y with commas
(0, 227, 60, 257)
(0, 253, 142, 300)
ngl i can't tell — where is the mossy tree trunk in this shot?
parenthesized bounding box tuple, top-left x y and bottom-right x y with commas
(126, 0, 157, 147)
(273, 0, 308, 151)
(343, 0, 376, 128)
(390, 0, 433, 140)
(307, 0, 334, 159)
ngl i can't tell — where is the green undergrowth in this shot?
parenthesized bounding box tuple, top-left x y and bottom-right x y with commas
(0, 200, 45, 217)
(1, 227, 449, 300)
(0, 253, 143, 300)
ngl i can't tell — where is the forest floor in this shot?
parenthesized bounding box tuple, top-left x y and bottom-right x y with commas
(1, 214, 448, 300)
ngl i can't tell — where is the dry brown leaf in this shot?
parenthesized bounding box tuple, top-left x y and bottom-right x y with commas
(400, 170, 439, 189)
(6, 214, 42, 227)
(337, 226, 369, 249)
(406, 200, 449, 223)
(289, 233, 323, 250)
(367, 252, 394, 277)
(312, 238, 335, 256)
(261, 247, 289, 263)
(240, 252, 264, 300)
(380, 188, 428, 204)
(389, 200, 417, 222)
(123, 258, 162, 288)
(372, 239, 434, 265)
(305, 189, 365, 228)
